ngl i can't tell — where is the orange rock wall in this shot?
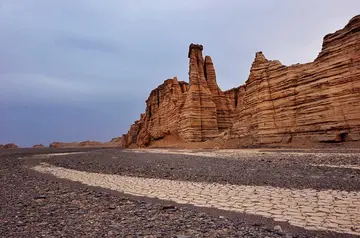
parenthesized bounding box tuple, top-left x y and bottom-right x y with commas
(124, 44, 234, 146)
(136, 78, 189, 146)
(231, 15, 360, 144)
(178, 44, 221, 142)
(123, 15, 360, 147)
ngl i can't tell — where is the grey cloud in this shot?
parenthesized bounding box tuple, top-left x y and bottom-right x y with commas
(0, 0, 359, 146)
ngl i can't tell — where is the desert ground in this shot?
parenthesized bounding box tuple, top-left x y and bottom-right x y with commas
(1, 148, 360, 237)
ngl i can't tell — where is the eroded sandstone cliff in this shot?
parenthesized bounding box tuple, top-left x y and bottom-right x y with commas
(122, 15, 360, 147)
(230, 15, 360, 145)
(123, 44, 234, 147)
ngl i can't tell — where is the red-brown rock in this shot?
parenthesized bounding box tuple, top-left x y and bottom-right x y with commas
(179, 44, 219, 142)
(2, 143, 19, 149)
(121, 15, 360, 147)
(230, 15, 360, 144)
(126, 78, 189, 147)
(204, 55, 234, 131)
(122, 43, 235, 147)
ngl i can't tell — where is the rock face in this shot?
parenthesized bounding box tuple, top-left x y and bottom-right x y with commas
(204, 56, 234, 131)
(122, 15, 360, 147)
(123, 44, 234, 147)
(230, 15, 360, 144)
(125, 78, 189, 147)
(179, 44, 219, 142)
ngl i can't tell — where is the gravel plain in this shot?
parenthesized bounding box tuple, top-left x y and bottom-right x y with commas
(44, 148, 360, 191)
(1, 148, 360, 237)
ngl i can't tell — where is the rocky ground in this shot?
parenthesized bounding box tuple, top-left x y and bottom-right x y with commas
(1, 148, 360, 237)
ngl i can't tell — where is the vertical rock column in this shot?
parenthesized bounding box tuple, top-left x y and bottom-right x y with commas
(179, 44, 219, 141)
(204, 56, 234, 131)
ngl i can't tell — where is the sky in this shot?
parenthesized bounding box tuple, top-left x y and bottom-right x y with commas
(0, 1, 359, 147)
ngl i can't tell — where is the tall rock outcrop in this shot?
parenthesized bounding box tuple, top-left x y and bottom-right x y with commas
(122, 15, 360, 147)
(133, 77, 189, 146)
(123, 44, 234, 147)
(230, 15, 360, 144)
(204, 55, 234, 131)
(179, 44, 220, 141)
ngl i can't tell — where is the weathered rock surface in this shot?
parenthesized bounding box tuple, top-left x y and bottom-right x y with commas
(123, 15, 360, 147)
(230, 15, 360, 145)
(123, 44, 234, 147)
(204, 56, 234, 131)
(123, 78, 189, 147)
(179, 44, 219, 142)
(32, 144, 45, 148)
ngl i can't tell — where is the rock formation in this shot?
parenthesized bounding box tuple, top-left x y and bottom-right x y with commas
(122, 44, 234, 147)
(49, 138, 125, 148)
(108, 137, 126, 147)
(2, 143, 19, 149)
(179, 44, 219, 141)
(122, 15, 360, 147)
(32, 144, 45, 148)
(230, 15, 360, 144)
(129, 78, 189, 147)
(204, 56, 234, 131)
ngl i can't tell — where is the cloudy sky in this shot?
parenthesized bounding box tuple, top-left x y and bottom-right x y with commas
(0, 1, 359, 147)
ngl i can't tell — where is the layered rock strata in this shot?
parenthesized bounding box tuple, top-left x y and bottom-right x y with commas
(179, 44, 221, 142)
(123, 15, 360, 147)
(230, 15, 360, 144)
(123, 44, 234, 147)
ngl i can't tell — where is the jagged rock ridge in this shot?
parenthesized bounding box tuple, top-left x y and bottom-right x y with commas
(229, 15, 360, 144)
(122, 15, 360, 147)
